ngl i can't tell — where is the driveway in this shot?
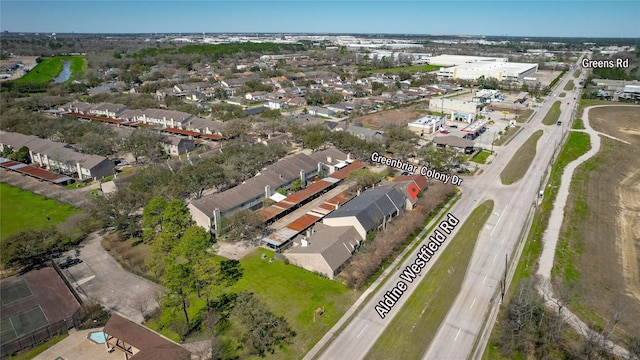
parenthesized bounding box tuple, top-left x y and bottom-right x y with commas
(61, 232, 163, 324)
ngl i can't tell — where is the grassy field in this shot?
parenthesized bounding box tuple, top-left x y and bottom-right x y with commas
(147, 248, 358, 359)
(483, 131, 591, 359)
(7, 333, 68, 360)
(559, 92, 566, 98)
(572, 118, 585, 129)
(515, 109, 534, 123)
(542, 101, 562, 126)
(500, 130, 543, 185)
(564, 80, 575, 91)
(232, 249, 358, 359)
(0, 183, 80, 239)
(364, 200, 494, 360)
(471, 149, 492, 164)
(372, 64, 442, 74)
(493, 126, 522, 146)
(15, 56, 86, 84)
(573, 69, 581, 78)
(552, 106, 640, 340)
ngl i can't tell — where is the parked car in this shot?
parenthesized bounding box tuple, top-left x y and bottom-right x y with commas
(59, 258, 82, 269)
(556, 121, 562, 126)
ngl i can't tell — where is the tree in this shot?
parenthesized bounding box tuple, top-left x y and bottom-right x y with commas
(8, 146, 30, 163)
(142, 196, 169, 240)
(77, 131, 115, 156)
(222, 210, 265, 244)
(232, 292, 296, 357)
(122, 128, 169, 164)
(0, 228, 62, 269)
(162, 262, 194, 338)
(303, 127, 327, 151)
(289, 178, 303, 192)
(346, 168, 383, 190)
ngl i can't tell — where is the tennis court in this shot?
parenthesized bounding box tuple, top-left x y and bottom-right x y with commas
(0, 306, 50, 345)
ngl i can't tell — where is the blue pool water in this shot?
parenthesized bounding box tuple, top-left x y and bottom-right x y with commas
(88, 331, 106, 344)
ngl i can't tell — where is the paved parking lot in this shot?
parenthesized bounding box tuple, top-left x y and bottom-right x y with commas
(61, 232, 163, 324)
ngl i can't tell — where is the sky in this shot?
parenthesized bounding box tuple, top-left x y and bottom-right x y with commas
(1, 1, 639, 38)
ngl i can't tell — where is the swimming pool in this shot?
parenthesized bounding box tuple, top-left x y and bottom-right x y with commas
(87, 331, 106, 344)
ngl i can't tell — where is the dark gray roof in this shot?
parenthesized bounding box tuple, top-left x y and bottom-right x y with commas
(325, 186, 405, 232)
(190, 149, 341, 216)
(347, 126, 383, 141)
(287, 224, 363, 272)
(433, 135, 475, 148)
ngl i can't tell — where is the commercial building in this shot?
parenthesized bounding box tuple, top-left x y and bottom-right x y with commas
(437, 61, 538, 82)
(427, 55, 508, 67)
(428, 98, 484, 123)
(407, 114, 447, 135)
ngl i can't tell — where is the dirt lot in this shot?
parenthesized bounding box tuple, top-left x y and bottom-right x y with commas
(0, 56, 39, 81)
(351, 102, 427, 128)
(553, 105, 640, 340)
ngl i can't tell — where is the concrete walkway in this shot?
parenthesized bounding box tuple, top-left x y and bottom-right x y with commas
(536, 105, 639, 359)
(33, 328, 117, 360)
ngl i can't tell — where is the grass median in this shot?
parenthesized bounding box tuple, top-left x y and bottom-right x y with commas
(542, 101, 562, 126)
(364, 200, 494, 360)
(564, 80, 575, 91)
(500, 130, 543, 185)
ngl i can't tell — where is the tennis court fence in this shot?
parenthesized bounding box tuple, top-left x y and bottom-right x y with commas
(0, 308, 82, 357)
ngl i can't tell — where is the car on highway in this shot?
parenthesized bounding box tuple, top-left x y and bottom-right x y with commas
(59, 258, 82, 269)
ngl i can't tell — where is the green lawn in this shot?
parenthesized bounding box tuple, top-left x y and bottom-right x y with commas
(500, 130, 543, 185)
(373, 64, 442, 74)
(572, 118, 585, 129)
(232, 249, 358, 359)
(0, 183, 80, 239)
(15, 56, 86, 84)
(365, 200, 494, 360)
(542, 101, 562, 126)
(493, 126, 522, 146)
(559, 92, 566, 98)
(564, 80, 575, 91)
(7, 333, 68, 360)
(471, 149, 492, 164)
(573, 69, 581, 78)
(147, 249, 358, 359)
(515, 109, 534, 123)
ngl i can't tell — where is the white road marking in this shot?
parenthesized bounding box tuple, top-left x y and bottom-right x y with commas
(454, 328, 461, 341)
(356, 324, 369, 338)
(493, 254, 498, 263)
(482, 274, 487, 284)
(470, 298, 476, 309)
(490, 206, 507, 236)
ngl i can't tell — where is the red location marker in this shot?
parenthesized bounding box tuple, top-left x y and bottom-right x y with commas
(408, 183, 420, 201)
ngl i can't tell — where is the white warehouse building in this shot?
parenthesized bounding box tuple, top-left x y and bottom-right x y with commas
(438, 62, 539, 82)
(407, 115, 447, 135)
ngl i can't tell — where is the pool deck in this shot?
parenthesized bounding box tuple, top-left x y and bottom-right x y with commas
(33, 328, 118, 360)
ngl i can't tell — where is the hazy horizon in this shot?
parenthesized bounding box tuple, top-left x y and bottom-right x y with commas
(1, 1, 639, 38)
